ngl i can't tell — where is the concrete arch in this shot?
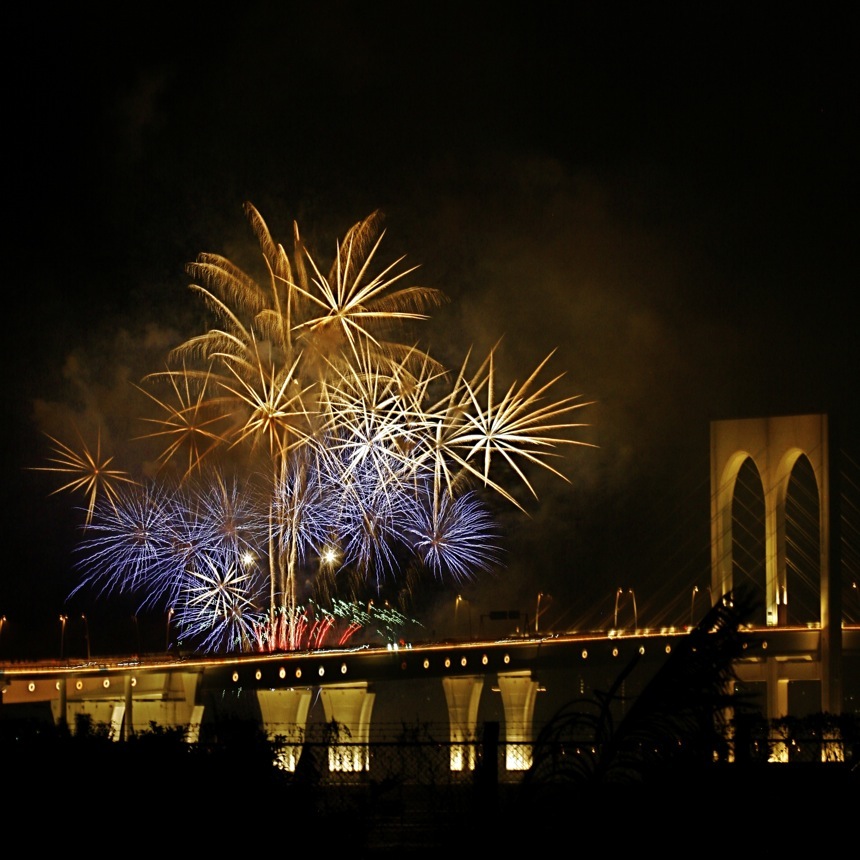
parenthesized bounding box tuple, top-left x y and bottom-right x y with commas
(710, 413, 841, 714)
(712, 450, 762, 602)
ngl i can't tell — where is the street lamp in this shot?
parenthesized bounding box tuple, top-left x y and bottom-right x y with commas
(455, 595, 472, 639)
(81, 614, 91, 660)
(613, 587, 623, 628)
(166, 607, 174, 652)
(690, 586, 699, 628)
(628, 589, 638, 630)
(535, 592, 552, 634)
(0, 615, 5, 656)
(59, 614, 68, 660)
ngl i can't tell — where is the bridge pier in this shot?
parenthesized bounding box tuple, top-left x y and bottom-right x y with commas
(734, 656, 822, 760)
(319, 681, 376, 771)
(496, 670, 540, 770)
(442, 674, 484, 771)
(122, 674, 133, 740)
(256, 684, 379, 773)
(41, 670, 203, 740)
(256, 687, 313, 770)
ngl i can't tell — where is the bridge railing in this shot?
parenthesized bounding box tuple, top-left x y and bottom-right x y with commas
(255, 714, 860, 787)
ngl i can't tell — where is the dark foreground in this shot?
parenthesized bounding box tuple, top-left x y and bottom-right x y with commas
(3, 719, 856, 855)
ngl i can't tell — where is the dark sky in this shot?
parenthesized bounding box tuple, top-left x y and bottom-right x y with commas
(4, 5, 858, 658)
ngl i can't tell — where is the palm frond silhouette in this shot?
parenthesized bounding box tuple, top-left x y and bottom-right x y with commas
(520, 587, 760, 800)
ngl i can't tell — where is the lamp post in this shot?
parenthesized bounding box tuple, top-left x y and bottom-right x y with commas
(455, 595, 472, 639)
(166, 607, 174, 652)
(613, 587, 623, 628)
(81, 614, 90, 660)
(59, 614, 68, 660)
(535, 592, 552, 634)
(690, 586, 699, 628)
(628, 589, 638, 630)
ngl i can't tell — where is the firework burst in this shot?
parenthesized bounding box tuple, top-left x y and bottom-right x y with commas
(33, 429, 137, 526)
(134, 363, 232, 479)
(173, 550, 266, 652)
(38, 204, 593, 653)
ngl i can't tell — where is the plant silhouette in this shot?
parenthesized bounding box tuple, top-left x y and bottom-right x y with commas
(520, 587, 761, 804)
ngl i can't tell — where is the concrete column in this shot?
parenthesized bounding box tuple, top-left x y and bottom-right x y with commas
(256, 687, 313, 771)
(119, 670, 202, 736)
(442, 675, 484, 771)
(497, 670, 539, 771)
(59, 677, 68, 730)
(123, 674, 134, 739)
(319, 681, 376, 772)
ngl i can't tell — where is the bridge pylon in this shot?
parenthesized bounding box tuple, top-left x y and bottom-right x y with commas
(710, 413, 843, 716)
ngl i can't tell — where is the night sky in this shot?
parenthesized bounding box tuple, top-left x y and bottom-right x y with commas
(3, 5, 858, 659)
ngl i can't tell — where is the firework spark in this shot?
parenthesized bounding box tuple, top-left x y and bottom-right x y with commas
(34, 429, 137, 526)
(402, 483, 503, 583)
(70, 481, 178, 600)
(134, 363, 232, 478)
(416, 345, 594, 510)
(39, 204, 593, 653)
(174, 550, 266, 652)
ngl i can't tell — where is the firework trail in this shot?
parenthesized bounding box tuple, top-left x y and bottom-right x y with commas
(34, 429, 137, 526)
(37, 203, 592, 653)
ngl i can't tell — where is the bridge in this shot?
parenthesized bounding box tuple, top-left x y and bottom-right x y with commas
(3, 621, 858, 775)
(2, 413, 859, 776)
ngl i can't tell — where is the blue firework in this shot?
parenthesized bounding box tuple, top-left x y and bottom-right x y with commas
(402, 482, 504, 583)
(171, 549, 266, 652)
(72, 481, 181, 601)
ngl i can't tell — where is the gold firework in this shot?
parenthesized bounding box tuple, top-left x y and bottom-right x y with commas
(290, 210, 447, 374)
(218, 343, 318, 457)
(39, 202, 595, 653)
(135, 363, 233, 479)
(419, 345, 595, 510)
(33, 429, 137, 526)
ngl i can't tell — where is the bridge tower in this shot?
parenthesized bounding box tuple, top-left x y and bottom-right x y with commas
(709, 413, 843, 716)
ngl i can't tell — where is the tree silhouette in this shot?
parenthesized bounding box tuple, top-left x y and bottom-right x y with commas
(520, 587, 761, 804)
